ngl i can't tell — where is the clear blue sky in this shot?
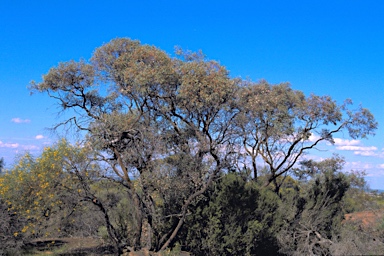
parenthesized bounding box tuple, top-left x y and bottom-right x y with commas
(1, 1, 383, 189)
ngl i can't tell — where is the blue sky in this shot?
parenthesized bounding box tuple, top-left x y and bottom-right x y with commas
(1, 1, 383, 189)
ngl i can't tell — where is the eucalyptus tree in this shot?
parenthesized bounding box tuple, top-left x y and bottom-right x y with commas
(30, 38, 238, 251)
(30, 38, 377, 252)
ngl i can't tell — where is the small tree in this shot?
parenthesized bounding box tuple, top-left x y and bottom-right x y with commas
(278, 156, 351, 255)
(0, 141, 110, 241)
(181, 173, 281, 255)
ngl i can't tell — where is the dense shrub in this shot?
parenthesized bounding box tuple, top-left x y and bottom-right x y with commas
(180, 173, 281, 255)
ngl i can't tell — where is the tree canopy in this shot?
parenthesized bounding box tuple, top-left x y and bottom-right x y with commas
(17, 38, 381, 253)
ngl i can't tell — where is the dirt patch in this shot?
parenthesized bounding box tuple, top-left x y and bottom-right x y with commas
(344, 209, 384, 228)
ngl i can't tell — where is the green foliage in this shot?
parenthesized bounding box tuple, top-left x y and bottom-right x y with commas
(97, 226, 109, 241)
(181, 173, 281, 255)
(278, 157, 352, 255)
(93, 180, 138, 245)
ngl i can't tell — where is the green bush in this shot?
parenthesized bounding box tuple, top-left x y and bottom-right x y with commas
(180, 173, 281, 255)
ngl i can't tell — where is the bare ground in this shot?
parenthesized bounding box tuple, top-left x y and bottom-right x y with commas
(344, 209, 384, 228)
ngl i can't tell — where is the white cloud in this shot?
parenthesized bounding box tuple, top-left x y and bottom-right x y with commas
(379, 164, 384, 169)
(354, 151, 377, 156)
(11, 118, 31, 124)
(308, 134, 321, 143)
(21, 145, 40, 150)
(333, 138, 360, 146)
(306, 136, 361, 148)
(0, 140, 40, 151)
(35, 135, 44, 140)
(337, 146, 377, 151)
(0, 141, 19, 148)
(331, 138, 381, 157)
(336, 145, 378, 157)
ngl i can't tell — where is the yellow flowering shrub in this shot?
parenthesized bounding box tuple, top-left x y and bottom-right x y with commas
(0, 139, 96, 236)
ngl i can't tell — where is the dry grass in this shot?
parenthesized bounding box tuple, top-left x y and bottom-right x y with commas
(23, 237, 115, 255)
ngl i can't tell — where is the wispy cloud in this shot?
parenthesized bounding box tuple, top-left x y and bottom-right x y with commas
(354, 151, 377, 157)
(346, 161, 374, 171)
(365, 166, 384, 178)
(11, 118, 31, 124)
(332, 138, 378, 157)
(0, 141, 19, 148)
(21, 145, 40, 150)
(0, 140, 40, 151)
(35, 135, 44, 140)
(337, 145, 377, 151)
